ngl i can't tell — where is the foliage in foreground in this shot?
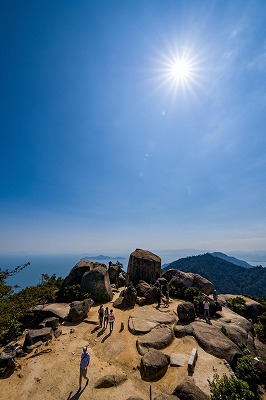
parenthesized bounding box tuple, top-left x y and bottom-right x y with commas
(0, 265, 62, 345)
(209, 373, 254, 400)
(235, 355, 260, 394)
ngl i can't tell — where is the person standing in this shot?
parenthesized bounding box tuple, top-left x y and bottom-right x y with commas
(103, 306, 109, 329)
(203, 299, 210, 320)
(98, 304, 104, 327)
(79, 346, 90, 390)
(213, 289, 218, 302)
(109, 309, 115, 333)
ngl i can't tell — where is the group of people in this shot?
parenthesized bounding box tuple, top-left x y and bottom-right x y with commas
(98, 304, 115, 333)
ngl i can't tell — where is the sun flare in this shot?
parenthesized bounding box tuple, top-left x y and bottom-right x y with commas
(152, 44, 203, 96)
(169, 59, 192, 82)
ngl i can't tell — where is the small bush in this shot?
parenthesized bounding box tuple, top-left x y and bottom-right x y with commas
(184, 286, 199, 302)
(220, 325, 231, 339)
(209, 373, 254, 400)
(227, 296, 247, 316)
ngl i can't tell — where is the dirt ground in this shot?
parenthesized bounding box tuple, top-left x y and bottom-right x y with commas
(0, 293, 251, 400)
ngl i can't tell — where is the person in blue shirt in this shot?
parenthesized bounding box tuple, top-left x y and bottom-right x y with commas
(79, 346, 90, 390)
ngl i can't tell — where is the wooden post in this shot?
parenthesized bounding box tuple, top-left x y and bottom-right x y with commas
(150, 384, 152, 400)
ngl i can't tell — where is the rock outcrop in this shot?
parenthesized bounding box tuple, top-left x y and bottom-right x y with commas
(80, 266, 113, 302)
(68, 299, 90, 322)
(62, 259, 106, 287)
(126, 249, 161, 286)
(140, 349, 170, 381)
(136, 324, 175, 355)
(23, 327, 53, 350)
(172, 380, 209, 400)
(177, 302, 196, 322)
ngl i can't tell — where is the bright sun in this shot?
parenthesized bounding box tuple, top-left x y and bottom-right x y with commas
(152, 45, 202, 95)
(169, 59, 192, 82)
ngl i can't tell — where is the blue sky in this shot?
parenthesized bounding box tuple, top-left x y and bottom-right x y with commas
(1, 0, 266, 255)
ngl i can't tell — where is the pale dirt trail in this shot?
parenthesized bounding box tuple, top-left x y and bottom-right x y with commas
(1, 293, 237, 400)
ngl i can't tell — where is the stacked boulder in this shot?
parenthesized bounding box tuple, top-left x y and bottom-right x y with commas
(60, 259, 113, 303)
(126, 249, 161, 286)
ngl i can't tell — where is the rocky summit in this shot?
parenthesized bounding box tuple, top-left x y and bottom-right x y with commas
(1, 249, 266, 400)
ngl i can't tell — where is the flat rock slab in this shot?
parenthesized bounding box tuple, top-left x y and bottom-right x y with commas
(129, 306, 176, 335)
(137, 324, 175, 355)
(170, 353, 186, 367)
(34, 303, 70, 320)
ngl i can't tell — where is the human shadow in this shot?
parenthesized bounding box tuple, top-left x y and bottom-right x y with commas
(101, 332, 111, 343)
(67, 381, 88, 400)
(91, 326, 100, 334)
(96, 328, 105, 337)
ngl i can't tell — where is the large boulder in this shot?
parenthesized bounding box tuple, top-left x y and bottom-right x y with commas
(144, 286, 159, 304)
(108, 264, 121, 285)
(136, 324, 175, 355)
(23, 327, 53, 350)
(0, 347, 16, 378)
(172, 380, 209, 400)
(62, 259, 106, 287)
(191, 320, 243, 366)
(126, 249, 161, 286)
(80, 266, 113, 302)
(140, 349, 170, 381)
(115, 285, 138, 309)
(136, 281, 151, 297)
(163, 270, 213, 296)
(177, 302, 195, 322)
(121, 285, 137, 306)
(68, 299, 90, 321)
(154, 395, 180, 400)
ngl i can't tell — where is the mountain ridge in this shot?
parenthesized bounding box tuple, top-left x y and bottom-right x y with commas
(164, 253, 266, 298)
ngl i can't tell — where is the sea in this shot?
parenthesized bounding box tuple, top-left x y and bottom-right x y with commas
(1, 251, 265, 290)
(0, 253, 129, 290)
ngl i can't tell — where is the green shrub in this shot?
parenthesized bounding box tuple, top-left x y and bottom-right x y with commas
(56, 284, 81, 303)
(227, 296, 247, 316)
(0, 317, 23, 345)
(209, 373, 254, 400)
(254, 311, 266, 343)
(235, 355, 259, 393)
(184, 286, 199, 302)
(220, 325, 231, 339)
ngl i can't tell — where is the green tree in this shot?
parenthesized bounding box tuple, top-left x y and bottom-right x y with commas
(209, 373, 254, 400)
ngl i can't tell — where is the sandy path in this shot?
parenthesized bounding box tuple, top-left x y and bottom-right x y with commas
(1, 293, 234, 400)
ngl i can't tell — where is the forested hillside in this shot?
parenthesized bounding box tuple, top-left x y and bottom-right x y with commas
(164, 253, 266, 298)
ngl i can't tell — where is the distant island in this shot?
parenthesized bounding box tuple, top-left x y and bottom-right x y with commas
(80, 255, 126, 261)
